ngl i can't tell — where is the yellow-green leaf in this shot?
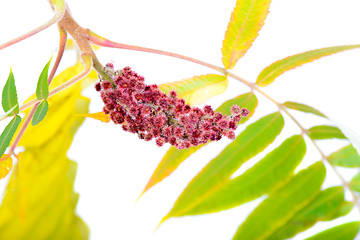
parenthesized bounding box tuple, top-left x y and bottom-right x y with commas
(305, 221, 360, 240)
(283, 101, 326, 118)
(257, 45, 360, 87)
(159, 74, 228, 106)
(222, 0, 272, 69)
(141, 92, 258, 195)
(268, 186, 351, 240)
(349, 172, 360, 192)
(182, 135, 306, 216)
(162, 112, 284, 221)
(308, 125, 346, 140)
(233, 162, 326, 240)
(80, 112, 110, 123)
(328, 145, 360, 168)
(0, 154, 12, 180)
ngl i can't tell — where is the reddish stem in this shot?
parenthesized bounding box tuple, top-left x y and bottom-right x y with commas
(0, 6, 65, 50)
(8, 103, 39, 155)
(48, 28, 67, 85)
(87, 30, 227, 75)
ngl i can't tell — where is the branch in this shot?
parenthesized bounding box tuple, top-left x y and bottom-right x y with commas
(48, 28, 67, 85)
(0, 1, 66, 50)
(0, 55, 92, 122)
(7, 103, 39, 156)
(87, 30, 227, 74)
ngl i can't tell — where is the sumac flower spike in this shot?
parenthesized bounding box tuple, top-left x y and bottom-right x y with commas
(96, 65, 249, 149)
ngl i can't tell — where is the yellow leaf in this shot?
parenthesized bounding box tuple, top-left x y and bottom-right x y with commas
(159, 74, 228, 106)
(0, 63, 91, 239)
(256, 45, 360, 87)
(222, 0, 272, 69)
(0, 154, 12, 180)
(80, 112, 110, 123)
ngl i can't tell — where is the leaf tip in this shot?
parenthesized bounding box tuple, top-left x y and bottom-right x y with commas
(155, 215, 170, 231)
(136, 190, 146, 202)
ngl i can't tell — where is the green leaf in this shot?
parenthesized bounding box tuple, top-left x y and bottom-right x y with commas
(328, 145, 360, 167)
(350, 172, 360, 192)
(308, 125, 346, 140)
(267, 186, 349, 240)
(159, 74, 228, 106)
(233, 162, 326, 240)
(257, 45, 360, 87)
(0, 115, 21, 157)
(36, 58, 51, 100)
(2, 69, 19, 116)
(222, 0, 272, 69)
(141, 92, 258, 195)
(31, 100, 49, 126)
(162, 112, 284, 221)
(305, 221, 360, 240)
(283, 101, 326, 118)
(182, 135, 306, 216)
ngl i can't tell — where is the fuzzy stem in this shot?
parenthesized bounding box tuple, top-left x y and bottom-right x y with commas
(7, 103, 39, 156)
(48, 28, 67, 85)
(49, 54, 92, 95)
(0, 1, 65, 50)
(87, 30, 227, 75)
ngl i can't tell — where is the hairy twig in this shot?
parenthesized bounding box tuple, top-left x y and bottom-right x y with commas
(0, 1, 65, 50)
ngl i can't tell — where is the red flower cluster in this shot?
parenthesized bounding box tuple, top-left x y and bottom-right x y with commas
(95, 64, 249, 149)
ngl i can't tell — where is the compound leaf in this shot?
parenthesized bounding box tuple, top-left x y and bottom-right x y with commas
(233, 162, 326, 240)
(162, 112, 284, 221)
(267, 186, 350, 240)
(0, 62, 93, 239)
(183, 135, 306, 216)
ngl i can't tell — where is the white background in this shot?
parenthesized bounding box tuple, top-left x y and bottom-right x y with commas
(1, 0, 360, 239)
